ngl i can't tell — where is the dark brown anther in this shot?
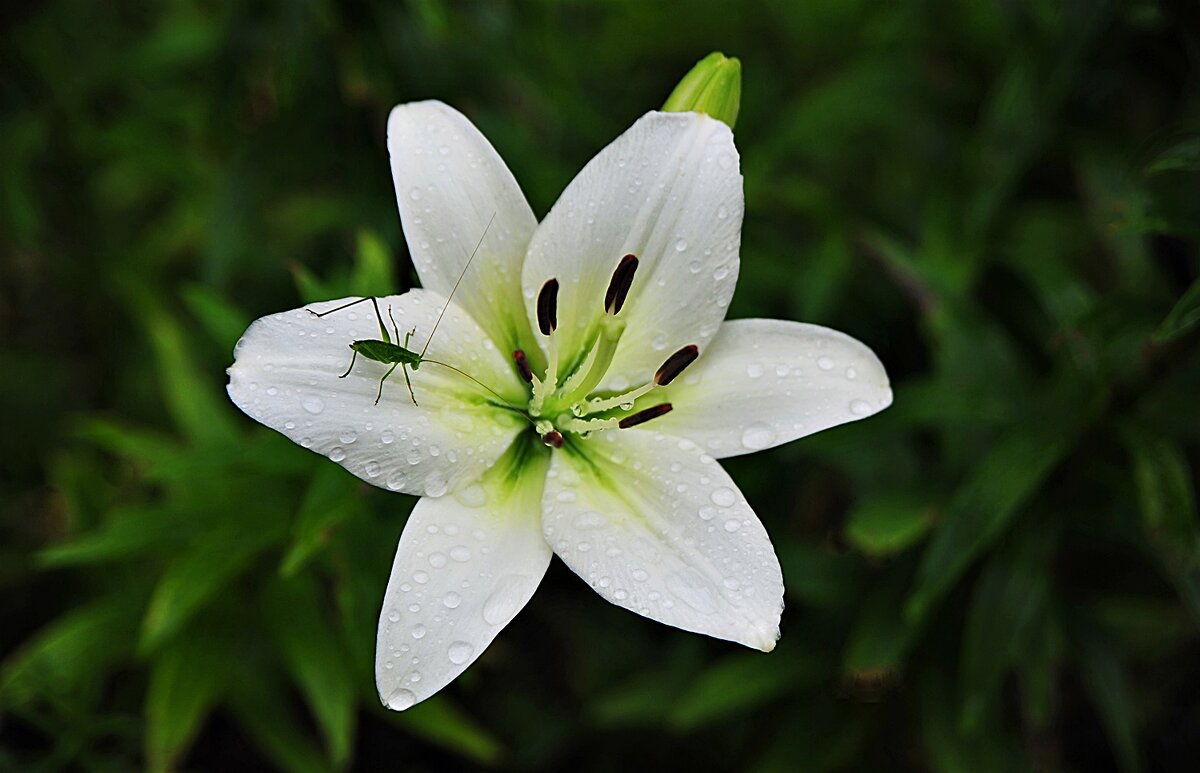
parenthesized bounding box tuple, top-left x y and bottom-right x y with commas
(541, 430, 565, 448)
(512, 349, 533, 383)
(654, 344, 700, 386)
(537, 278, 559, 336)
(603, 254, 639, 315)
(618, 403, 673, 429)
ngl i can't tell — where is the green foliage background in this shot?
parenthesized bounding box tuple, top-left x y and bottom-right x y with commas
(3, 0, 1199, 770)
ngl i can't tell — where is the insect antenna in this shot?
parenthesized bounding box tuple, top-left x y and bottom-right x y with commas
(420, 211, 497, 359)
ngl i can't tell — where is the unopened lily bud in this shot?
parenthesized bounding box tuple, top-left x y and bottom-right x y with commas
(662, 52, 742, 129)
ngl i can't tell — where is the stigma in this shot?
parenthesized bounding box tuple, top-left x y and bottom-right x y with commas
(520, 254, 699, 447)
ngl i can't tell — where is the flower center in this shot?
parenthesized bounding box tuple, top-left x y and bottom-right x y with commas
(512, 255, 699, 448)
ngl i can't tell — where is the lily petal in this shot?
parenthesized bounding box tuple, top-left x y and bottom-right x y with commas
(376, 445, 551, 710)
(650, 319, 892, 458)
(522, 111, 742, 389)
(227, 291, 526, 496)
(389, 101, 540, 356)
(542, 430, 783, 651)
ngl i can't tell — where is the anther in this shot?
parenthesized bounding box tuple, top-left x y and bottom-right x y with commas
(604, 254, 639, 315)
(655, 344, 700, 385)
(541, 430, 565, 448)
(537, 278, 559, 336)
(512, 350, 533, 383)
(618, 403, 673, 429)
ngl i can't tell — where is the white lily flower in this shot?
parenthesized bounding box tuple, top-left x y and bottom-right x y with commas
(227, 102, 892, 711)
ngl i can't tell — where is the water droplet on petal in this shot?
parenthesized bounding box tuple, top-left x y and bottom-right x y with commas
(329, 447, 346, 462)
(817, 356, 834, 371)
(302, 396, 325, 414)
(741, 423, 777, 450)
(386, 688, 416, 710)
(454, 484, 487, 507)
(572, 511, 606, 530)
(428, 552, 447, 568)
(711, 487, 737, 507)
(449, 545, 471, 562)
(746, 364, 764, 378)
(447, 641, 474, 665)
(483, 575, 530, 625)
(724, 519, 742, 533)
(674, 238, 688, 252)
(410, 624, 427, 640)
(850, 399, 873, 416)
(442, 591, 461, 609)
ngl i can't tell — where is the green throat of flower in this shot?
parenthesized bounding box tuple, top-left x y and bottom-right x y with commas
(513, 254, 700, 449)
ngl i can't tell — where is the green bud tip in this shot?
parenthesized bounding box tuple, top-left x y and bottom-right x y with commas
(662, 51, 742, 129)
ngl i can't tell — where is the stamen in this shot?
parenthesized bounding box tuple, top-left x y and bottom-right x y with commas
(557, 317, 625, 405)
(537, 278, 559, 336)
(513, 349, 533, 383)
(655, 344, 699, 385)
(618, 403, 674, 429)
(584, 382, 656, 414)
(541, 430, 565, 448)
(604, 254, 639, 315)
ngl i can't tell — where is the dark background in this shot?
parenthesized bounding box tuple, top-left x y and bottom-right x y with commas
(3, 1, 1199, 770)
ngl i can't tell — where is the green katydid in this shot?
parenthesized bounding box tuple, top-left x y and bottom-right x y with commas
(308, 214, 513, 408)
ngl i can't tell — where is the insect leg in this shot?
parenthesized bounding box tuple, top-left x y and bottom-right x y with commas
(308, 296, 376, 318)
(339, 347, 358, 378)
(369, 297, 392, 343)
(375, 362, 399, 405)
(402, 362, 418, 406)
(388, 305, 401, 343)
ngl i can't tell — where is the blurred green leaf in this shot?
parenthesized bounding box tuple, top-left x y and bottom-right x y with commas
(1073, 621, 1142, 773)
(349, 229, 397, 297)
(1154, 278, 1200, 344)
(666, 650, 827, 731)
(959, 525, 1056, 732)
(907, 376, 1100, 622)
(145, 633, 229, 772)
(844, 493, 937, 557)
(140, 518, 282, 652)
(280, 464, 360, 577)
(842, 573, 917, 679)
(181, 283, 252, 354)
(394, 696, 504, 765)
(262, 574, 357, 766)
(226, 663, 332, 773)
(1, 594, 141, 708)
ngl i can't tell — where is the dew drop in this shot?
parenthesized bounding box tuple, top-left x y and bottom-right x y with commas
(442, 591, 462, 609)
(688, 260, 702, 273)
(711, 487, 737, 507)
(746, 363, 764, 378)
(724, 519, 742, 533)
(387, 609, 400, 623)
(850, 399, 873, 416)
(386, 688, 416, 710)
(449, 545, 471, 562)
(412, 570, 429, 584)
(483, 575, 530, 625)
(302, 396, 325, 414)
(674, 238, 688, 252)
(455, 484, 488, 507)
(381, 429, 395, 444)
(329, 447, 346, 462)
(428, 552, 447, 568)
(572, 510, 606, 530)
(717, 205, 728, 219)
(741, 423, 777, 450)
(447, 641, 474, 665)
(845, 366, 858, 379)
(817, 356, 834, 371)
(365, 461, 381, 478)
(631, 568, 649, 582)
(425, 475, 449, 497)
(409, 187, 422, 201)
(386, 471, 407, 491)
(410, 624, 427, 640)
(698, 506, 716, 521)
(339, 429, 358, 444)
